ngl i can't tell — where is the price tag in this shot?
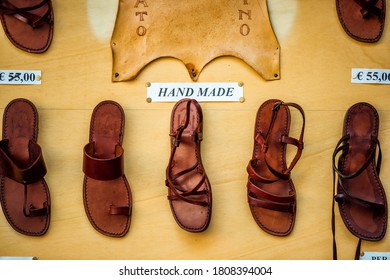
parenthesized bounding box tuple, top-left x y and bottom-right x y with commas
(0, 70, 42, 85)
(351, 68, 390, 84)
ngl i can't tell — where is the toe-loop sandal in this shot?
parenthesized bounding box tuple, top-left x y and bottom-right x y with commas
(246, 99, 305, 236)
(0, 0, 54, 53)
(83, 100, 132, 237)
(165, 98, 212, 232)
(332, 102, 387, 259)
(336, 0, 386, 43)
(0, 98, 50, 236)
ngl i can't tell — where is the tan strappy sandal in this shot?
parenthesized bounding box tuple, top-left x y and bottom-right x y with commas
(332, 102, 387, 259)
(246, 99, 305, 236)
(165, 98, 212, 232)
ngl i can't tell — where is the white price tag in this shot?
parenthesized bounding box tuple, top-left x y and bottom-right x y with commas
(146, 82, 244, 102)
(360, 252, 390, 260)
(0, 70, 42, 85)
(351, 68, 390, 84)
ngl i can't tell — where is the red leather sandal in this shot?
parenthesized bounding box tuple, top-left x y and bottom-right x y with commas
(165, 98, 212, 232)
(336, 0, 386, 42)
(83, 100, 132, 237)
(332, 102, 387, 259)
(246, 99, 305, 236)
(0, 0, 54, 53)
(0, 98, 50, 236)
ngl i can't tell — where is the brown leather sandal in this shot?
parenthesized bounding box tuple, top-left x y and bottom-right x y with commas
(246, 99, 305, 236)
(336, 0, 386, 43)
(0, 0, 54, 53)
(332, 102, 387, 259)
(165, 98, 212, 232)
(0, 98, 50, 236)
(83, 100, 132, 237)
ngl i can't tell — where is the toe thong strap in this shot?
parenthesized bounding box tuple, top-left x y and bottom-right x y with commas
(109, 205, 131, 216)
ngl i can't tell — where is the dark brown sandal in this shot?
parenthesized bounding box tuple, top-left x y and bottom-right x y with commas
(0, 98, 50, 236)
(165, 98, 212, 232)
(246, 99, 305, 236)
(0, 0, 54, 53)
(336, 0, 386, 43)
(83, 100, 132, 237)
(332, 102, 387, 259)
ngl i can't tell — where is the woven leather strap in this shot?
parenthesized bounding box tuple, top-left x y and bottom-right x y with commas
(166, 99, 208, 207)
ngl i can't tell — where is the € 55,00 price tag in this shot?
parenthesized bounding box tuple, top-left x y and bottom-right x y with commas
(351, 68, 390, 85)
(0, 70, 42, 85)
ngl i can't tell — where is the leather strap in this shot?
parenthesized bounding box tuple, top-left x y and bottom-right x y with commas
(255, 101, 305, 181)
(246, 159, 279, 184)
(247, 178, 295, 212)
(332, 135, 383, 211)
(109, 205, 131, 216)
(331, 134, 383, 260)
(0, 0, 52, 28)
(166, 99, 208, 207)
(83, 142, 124, 181)
(353, 0, 383, 19)
(0, 139, 48, 217)
(0, 139, 47, 184)
(246, 101, 304, 216)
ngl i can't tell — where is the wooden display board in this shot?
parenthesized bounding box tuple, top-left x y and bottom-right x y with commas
(0, 0, 389, 260)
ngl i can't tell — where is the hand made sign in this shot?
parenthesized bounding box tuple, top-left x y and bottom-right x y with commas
(111, 0, 280, 82)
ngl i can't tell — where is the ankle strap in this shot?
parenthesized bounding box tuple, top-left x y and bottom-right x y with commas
(259, 101, 305, 180)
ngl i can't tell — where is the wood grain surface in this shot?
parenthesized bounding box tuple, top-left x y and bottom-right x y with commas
(0, 0, 389, 260)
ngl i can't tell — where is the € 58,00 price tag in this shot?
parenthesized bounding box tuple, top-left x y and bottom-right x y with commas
(0, 70, 42, 85)
(351, 68, 390, 84)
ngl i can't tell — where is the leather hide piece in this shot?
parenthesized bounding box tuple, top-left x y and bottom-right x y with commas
(111, 0, 280, 82)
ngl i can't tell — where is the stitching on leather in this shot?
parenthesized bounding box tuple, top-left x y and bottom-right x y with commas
(84, 101, 130, 237)
(1, 7, 53, 52)
(169, 100, 211, 232)
(84, 176, 131, 237)
(0, 99, 49, 235)
(250, 100, 295, 235)
(338, 103, 387, 240)
(336, 0, 385, 42)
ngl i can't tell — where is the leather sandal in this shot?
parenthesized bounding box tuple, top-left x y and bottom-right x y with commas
(246, 99, 305, 236)
(165, 98, 212, 232)
(332, 102, 387, 259)
(0, 98, 50, 236)
(336, 0, 386, 43)
(83, 100, 132, 237)
(0, 0, 54, 53)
